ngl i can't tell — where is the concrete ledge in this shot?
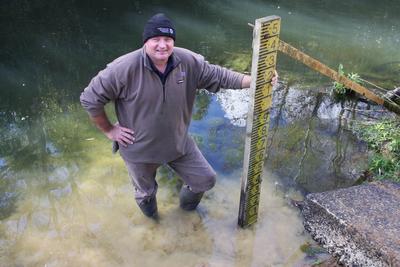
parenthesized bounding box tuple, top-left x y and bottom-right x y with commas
(301, 181, 400, 266)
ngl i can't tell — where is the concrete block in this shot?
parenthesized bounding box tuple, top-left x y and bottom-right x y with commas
(301, 181, 400, 266)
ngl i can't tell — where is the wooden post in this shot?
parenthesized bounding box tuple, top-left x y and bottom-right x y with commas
(277, 40, 400, 116)
(238, 16, 280, 228)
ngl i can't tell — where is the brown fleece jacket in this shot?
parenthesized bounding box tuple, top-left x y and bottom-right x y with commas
(80, 47, 245, 163)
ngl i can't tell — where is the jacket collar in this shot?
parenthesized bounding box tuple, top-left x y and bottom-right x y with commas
(142, 46, 181, 71)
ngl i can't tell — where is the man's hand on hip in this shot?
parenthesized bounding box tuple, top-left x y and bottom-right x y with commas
(105, 123, 135, 147)
(90, 112, 135, 147)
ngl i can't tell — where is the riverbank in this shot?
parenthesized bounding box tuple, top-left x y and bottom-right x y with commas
(351, 118, 400, 183)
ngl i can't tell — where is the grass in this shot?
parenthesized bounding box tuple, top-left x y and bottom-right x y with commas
(352, 119, 400, 182)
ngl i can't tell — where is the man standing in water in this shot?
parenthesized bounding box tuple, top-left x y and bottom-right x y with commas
(80, 13, 277, 218)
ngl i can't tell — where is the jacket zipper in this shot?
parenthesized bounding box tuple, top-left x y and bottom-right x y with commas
(149, 63, 176, 103)
(151, 72, 166, 103)
(162, 83, 166, 103)
(162, 73, 170, 103)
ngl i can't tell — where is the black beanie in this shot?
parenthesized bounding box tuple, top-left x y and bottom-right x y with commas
(143, 13, 176, 43)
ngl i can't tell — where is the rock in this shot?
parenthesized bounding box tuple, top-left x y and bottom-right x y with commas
(301, 181, 400, 266)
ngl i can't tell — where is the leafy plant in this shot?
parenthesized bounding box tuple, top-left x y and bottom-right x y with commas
(353, 119, 400, 182)
(333, 64, 347, 95)
(333, 64, 363, 96)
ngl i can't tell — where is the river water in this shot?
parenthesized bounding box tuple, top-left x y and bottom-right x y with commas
(1, 0, 399, 266)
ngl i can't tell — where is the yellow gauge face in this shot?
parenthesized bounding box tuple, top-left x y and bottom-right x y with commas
(238, 16, 280, 228)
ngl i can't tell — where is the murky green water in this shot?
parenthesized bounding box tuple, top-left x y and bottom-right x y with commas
(1, 0, 399, 266)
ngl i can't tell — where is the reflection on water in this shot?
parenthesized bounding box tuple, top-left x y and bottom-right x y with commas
(218, 84, 389, 193)
(0, 102, 321, 266)
(2, 0, 400, 265)
(1, 83, 386, 265)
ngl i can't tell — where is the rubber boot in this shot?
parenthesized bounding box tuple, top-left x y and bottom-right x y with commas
(179, 185, 204, 211)
(137, 196, 158, 219)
